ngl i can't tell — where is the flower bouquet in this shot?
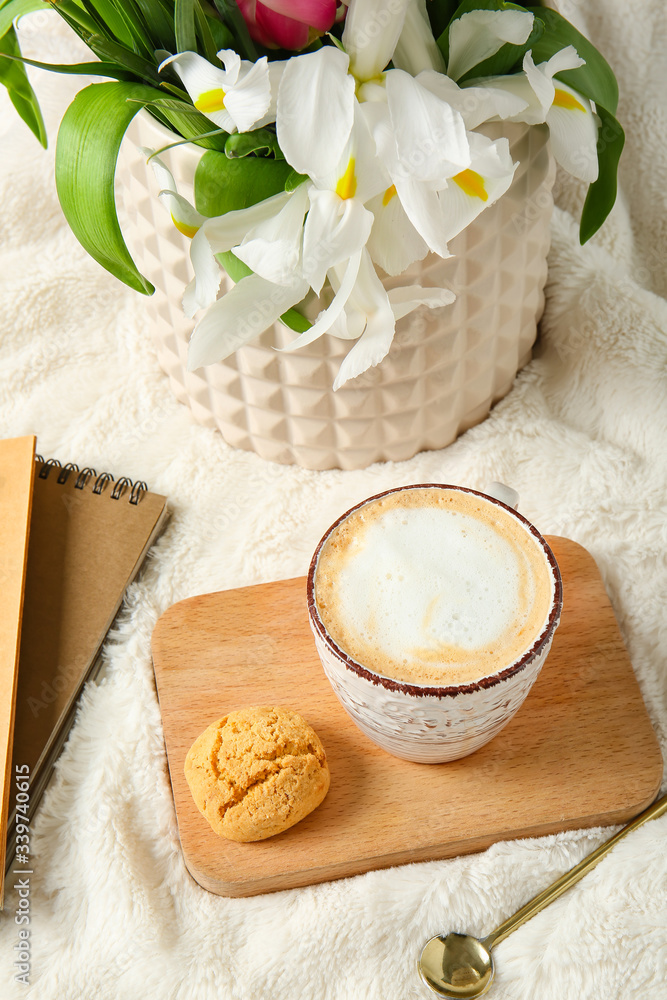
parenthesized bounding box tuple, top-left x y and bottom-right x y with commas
(1, 0, 622, 463)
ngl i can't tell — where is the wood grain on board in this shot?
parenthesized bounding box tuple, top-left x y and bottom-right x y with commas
(151, 537, 662, 898)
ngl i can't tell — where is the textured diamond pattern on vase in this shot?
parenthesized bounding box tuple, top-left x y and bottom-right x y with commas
(118, 117, 555, 470)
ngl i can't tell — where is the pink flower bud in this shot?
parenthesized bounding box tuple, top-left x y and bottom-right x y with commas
(237, 0, 342, 51)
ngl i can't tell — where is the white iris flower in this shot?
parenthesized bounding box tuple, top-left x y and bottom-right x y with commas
(160, 49, 273, 134)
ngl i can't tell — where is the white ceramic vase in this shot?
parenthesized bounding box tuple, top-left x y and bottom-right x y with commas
(118, 114, 555, 470)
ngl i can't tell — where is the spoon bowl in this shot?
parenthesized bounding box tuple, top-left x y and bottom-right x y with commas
(419, 933, 494, 999)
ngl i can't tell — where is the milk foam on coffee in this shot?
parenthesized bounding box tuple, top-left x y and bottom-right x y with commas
(314, 488, 554, 685)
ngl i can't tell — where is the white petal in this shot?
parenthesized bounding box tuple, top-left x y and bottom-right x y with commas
(333, 254, 396, 390)
(222, 56, 272, 132)
(302, 189, 374, 294)
(142, 148, 177, 195)
(279, 251, 363, 352)
(160, 52, 235, 132)
(183, 227, 223, 317)
(546, 83, 599, 182)
(342, 0, 409, 82)
(144, 149, 207, 234)
(217, 48, 241, 84)
(187, 273, 308, 369)
(315, 101, 388, 203)
(416, 71, 528, 130)
(522, 51, 555, 118)
(203, 191, 292, 254)
(393, 174, 452, 259)
(366, 186, 429, 276)
(467, 70, 545, 126)
(276, 46, 355, 179)
(435, 133, 517, 241)
(234, 183, 309, 284)
(447, 9, 534, 81)
(157, 191, 205, 238)
(542, 44, 585, 78)
(388, 284, 455, 321)
(182, 192, 292, 316)
(386, 69, 470, 184)
(393, 0, 446, 76)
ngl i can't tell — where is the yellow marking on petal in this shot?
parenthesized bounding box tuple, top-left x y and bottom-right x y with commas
(172, 215, 199, 239)
(452, 169, 488, 201)
(552, 88, 586, 112)
(382, 184, 397, 206)
(195, 88, 226, 113)
(335, 157, 357, 200)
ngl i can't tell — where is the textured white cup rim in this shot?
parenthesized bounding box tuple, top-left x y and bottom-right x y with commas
(307, 484, 563, 699)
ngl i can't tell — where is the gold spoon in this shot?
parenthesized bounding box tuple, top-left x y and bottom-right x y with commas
(418, 792, 667, 998)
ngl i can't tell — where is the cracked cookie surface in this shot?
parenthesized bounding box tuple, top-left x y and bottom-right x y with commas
(184, 706, 330, 842)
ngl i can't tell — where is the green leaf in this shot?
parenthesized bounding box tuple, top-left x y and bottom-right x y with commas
(206, 12, 235, 51)
(280, 308, 311, 334)
(175, 0, 197, 52)
(85, 34, 161, 83)
(194, 150, 294, 215)
(194, 0, 220, 63)
(579, 106, 624, 243)
(527, 7, 618, 115)
(0, 26, 46, 146)
(285, 169, 308, 192)
(132, 0, 176, 51)
(0, 52, 136, 81)
(224, 129, 283, 159)
(211, 0, 258, 60)
(426, 0, 461, 40)
(215, 250, 251, 280)
(45, 1, 101, 40)
(147, 96, 229, 149)
(0, 0, 45, 41)
(55, 80, 161, 293)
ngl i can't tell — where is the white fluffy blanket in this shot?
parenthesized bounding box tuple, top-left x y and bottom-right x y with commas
(1, 3, 666, 998)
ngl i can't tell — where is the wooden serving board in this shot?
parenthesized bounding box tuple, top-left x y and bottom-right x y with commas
(151, 537, 662, 898)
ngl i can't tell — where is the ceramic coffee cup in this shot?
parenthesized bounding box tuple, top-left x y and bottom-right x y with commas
(307, 484, 562, 763)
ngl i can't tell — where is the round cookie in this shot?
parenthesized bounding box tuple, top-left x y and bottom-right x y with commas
(184, 706, 330, 842)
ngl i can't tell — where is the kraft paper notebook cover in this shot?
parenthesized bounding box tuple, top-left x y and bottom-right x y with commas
(0, 437, 36, 901)
(2, 440, 169, 890)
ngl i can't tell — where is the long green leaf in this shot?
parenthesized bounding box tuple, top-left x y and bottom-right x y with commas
(0, 27, 46, 146)
(527, 6, 618, 114)
(46, 1, 101, 39)
(132, 0, 176, 52)
(175, 0, 197, 52)
(147, 96, 229, 149)
(55, 81, 161, 293)
(211, 0, 258, 60)
(0, 0, 45, 41)
(194, 0, 219, 63)
(1, 52, 136, 80)
(579, 106, 624, 243)
(85, 34, 161, 82)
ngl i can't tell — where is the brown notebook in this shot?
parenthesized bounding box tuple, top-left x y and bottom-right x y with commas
(2, 440, 169, 892)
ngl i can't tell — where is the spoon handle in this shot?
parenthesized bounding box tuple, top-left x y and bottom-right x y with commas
(483, 792, 667, 950)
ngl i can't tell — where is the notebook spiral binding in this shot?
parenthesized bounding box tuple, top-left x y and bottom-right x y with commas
(34, 456, 148, 505)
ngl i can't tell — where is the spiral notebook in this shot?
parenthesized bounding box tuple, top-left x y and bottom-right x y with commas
(1, 437, 169, 893)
